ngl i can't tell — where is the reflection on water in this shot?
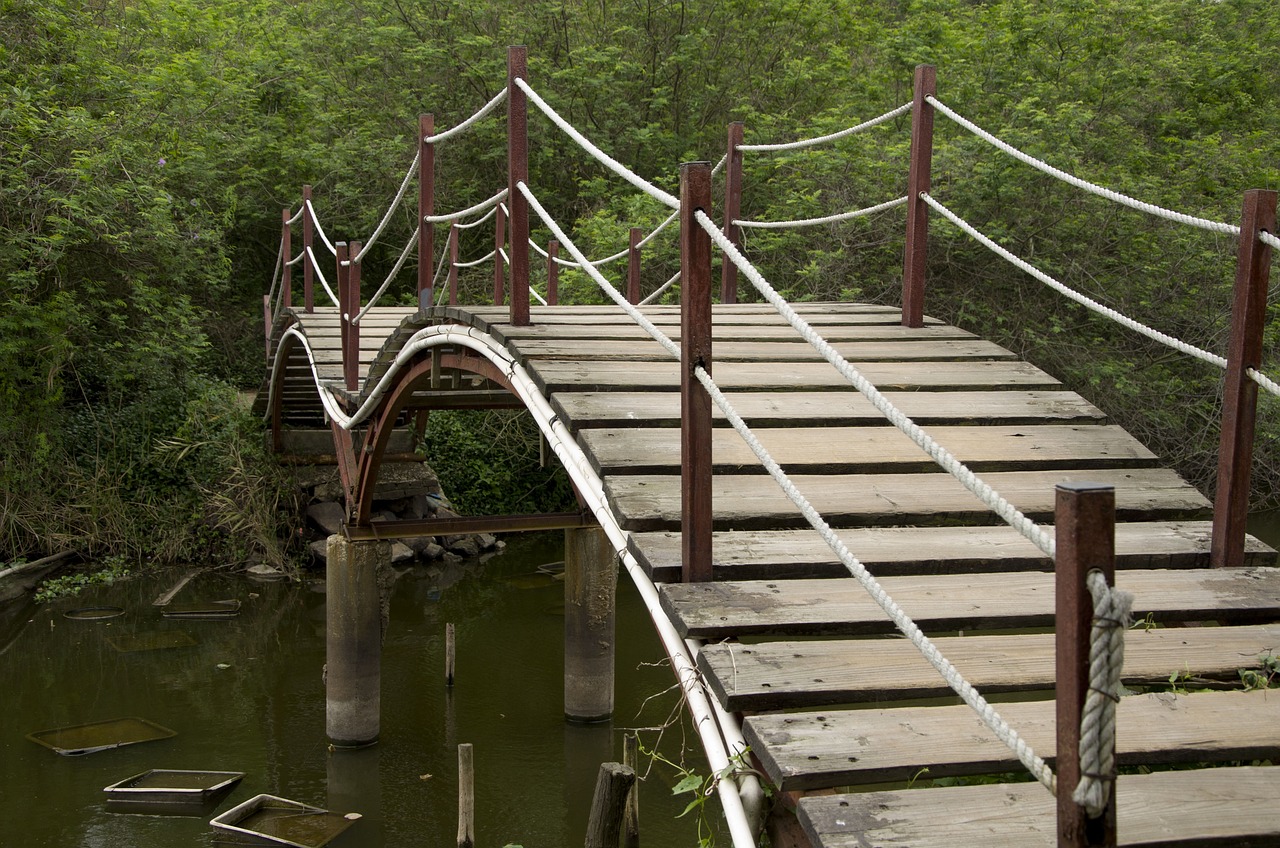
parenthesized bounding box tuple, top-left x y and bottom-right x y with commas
(0, 533, 711, 846)
(1249, 509, 1280, 550)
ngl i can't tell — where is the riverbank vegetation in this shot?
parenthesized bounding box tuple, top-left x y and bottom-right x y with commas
(2, 0, 1277, 566)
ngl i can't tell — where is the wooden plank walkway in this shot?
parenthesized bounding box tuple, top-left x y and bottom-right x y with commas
(262, 302, 1280, 846)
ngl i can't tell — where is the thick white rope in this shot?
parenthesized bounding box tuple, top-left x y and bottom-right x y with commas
(1261, 230, 1280, 251)
(519, 182, 681, 358)
(455, 204, 500, 230)
(498, 247, 510, 266)
(515, 78, 679, 210)
(453, 249, 497, 269)
(710, 152, 729, 177)
(305, 245, 341, 306)
(267, 235, 284, 311)
(539, 208, 680, 271)
(736, 196, 908, 229)
(530, 286, 548, 306)
(285, 206, 305, 226)
(1073, 571, 1133, 818)
(286, 251, 306, 267)
(424, 189, 508, 224)
(696, 208, 1055, 555)
(639, 269, 681, 305)
(353, 150, 421, 264)
(306, 200, 339, 256)
(424, 88, 509, 145)
(431, 234, 452, 289)
(923, 193, 1229, 370)
(738, 102, 913, 152)
(1249, 368, 1280, 398)
(690, 362, 1055, 791)
(352, 225, 420, 324)
(928, 97, 1240, 236)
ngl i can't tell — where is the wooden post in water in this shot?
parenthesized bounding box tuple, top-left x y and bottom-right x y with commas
(302, 184, 315, 313)
(721, 121, 744, 304)
(622, 733, 640, 848)
(1212, 189, 1276, 568)
(548, 240, 560, 305)
(584, 763, 636, 848)
(445, 622, 456, 686)
(680, 161, 714, 583)
(448, 224, 460, 306)
(281, 207, 292, 309)
(1055, 483, 1117, 848)
(326, 535, 388, 747)
(346, 241, 362, 393)
(508, 45, 531, 326)
(564, 525, 616, 721)
(902, 64, 935, 329)
(627, 227, 643, 304)
(457, 743, 475, 848)
(419, 113, 436, 311)
(494, 202, 506, 306)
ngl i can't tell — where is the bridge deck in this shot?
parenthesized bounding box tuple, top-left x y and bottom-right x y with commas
(265, 303, 1280, 847)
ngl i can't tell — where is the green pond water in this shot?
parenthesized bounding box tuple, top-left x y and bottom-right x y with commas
(0, 533, 714, 846)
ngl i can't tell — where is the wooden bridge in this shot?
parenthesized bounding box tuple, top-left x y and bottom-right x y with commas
(257, 50, 1280, 848)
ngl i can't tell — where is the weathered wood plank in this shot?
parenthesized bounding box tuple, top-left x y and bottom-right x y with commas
(483, 323, 977, 344)
(605, 468, 1210, 531)
(662, 568, 1280, 639)
(553, 390, 1106, 430)
(697, 623, 1280, 712)
(581, 425, 1156, 475)
(799, 767, 1280, 848)
(510, 338, 1016, 362)
(749, 690, 1280, 791)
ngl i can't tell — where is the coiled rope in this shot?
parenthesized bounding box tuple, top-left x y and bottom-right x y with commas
(738, 102, 912, 152)
(424, 88, 509, 145)
(736, 196, 907, 229)
(1073, 571, 1133, 818)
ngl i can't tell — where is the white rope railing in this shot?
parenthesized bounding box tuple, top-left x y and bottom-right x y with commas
(639, 269, 680, 305)
(738, 102, 913, 153)
(431, 235, 452, 290)
(929, 97, 1241, 236)
(305, 244, 341, 306)
(530, 286, 548, 306)
(498, 247, 510, 266)
(353, 150, 420, 264)
(424, 88, 509, 145)
(453, 249, 497, 269)
(286, 251, 306, 267)
(455, 204, 500, 230)
(285, 206, 305, 226)
(1073, 571, 1133, 817)
(922, 193, 1230, 370)
(267, 235, 284, 310)
(1249, 368, 1280, 398)
(1261, 230, 1280, 250)
(515, 78, 680, 210)
(735, 196, 908, 229)
(424, 189, 509, 224)
(306, 200, 339, 256)
(352, 225, 420, 324)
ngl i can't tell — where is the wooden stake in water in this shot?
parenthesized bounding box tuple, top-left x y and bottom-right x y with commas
(585, 762, 636, 848)
(445, 623, 456, 687)
(623, 733, 640, 848)
(457, 743, 475, 848)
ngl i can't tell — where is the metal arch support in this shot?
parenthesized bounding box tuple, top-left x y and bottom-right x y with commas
(267, 316, 303, 455)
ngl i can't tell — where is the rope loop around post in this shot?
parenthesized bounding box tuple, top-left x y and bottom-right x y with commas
(1073, 570, 1133, 820)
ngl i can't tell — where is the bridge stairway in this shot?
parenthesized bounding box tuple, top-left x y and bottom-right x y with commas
(267, 302, 1280, 846)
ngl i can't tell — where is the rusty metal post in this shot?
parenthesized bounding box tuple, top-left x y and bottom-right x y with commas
(1212, 189, 1276, 568)
(680, 161, 714, 584)
(508, 46, 530, 325)
(1056, 482, 1117, 848)
(303, 184, 315, 313)
(281, 207, 292, 309)
(448, 223, 459, 306)
(547, 240, 560, 305)
(902, 64, 936, 328)
(347, 241, 362, 393)
(627, 227, 643, 304)
(419, 114, 435, 311)
(720, 121, 744, 304)
(337, 240, 349, 382)
(494, 202, 506, 306)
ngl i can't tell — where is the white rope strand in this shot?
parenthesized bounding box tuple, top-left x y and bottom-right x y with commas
(267, 235, 284, 311)
(1249, 368, 1280, 398)
(454, 204, 500, 230)
(929, 97, 1240, 235)
(453, 249, 497, 269)
(1260, 230, 1280, 251)
(736, 196, 908, 229)
(738, 102, 913, 152)
(530, 286, 548, 306)
(923, 194, 1229, 370)
(285, 206, 305, 226)
(424, 88, 509, 145)
(639, 270, 680, 305)
(306, 200, 338, 255)
(352, 225, 420, 324)
(305, 245, 341, 307)
(431, 234, 452, 289)
(515, 78, 679, 210)
(353, 150, 421, 264)
(424, 189, 509, 224)
(286, 251, 306, 267)
(1073, 571, 1133, 818)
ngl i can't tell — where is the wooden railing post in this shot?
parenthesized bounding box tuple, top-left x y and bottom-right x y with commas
(508, 45, 530, 325)
(347, 241, 362, 393)
(448, 223, 459, 306)
(680, 161, 714, 584)
(336, 241, 350, 387)
(627, 227, 643, 304)
(720, 121, 744, 304)
(1055, 482, 1117, 848)
(547, 240, 560, 305)
(902, 64, 936, 328)
(302, 184, 315, 313)
(262, 294, 272, 361)
(494, 202, 506, 306)
(1212, 189, 1276, 568)
(281, 207, 292, 309)
(419, 114, 435, 311)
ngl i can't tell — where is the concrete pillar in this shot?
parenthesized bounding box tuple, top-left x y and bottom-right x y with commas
(326, 534, 389, 747)
(564, 525, 616, 722)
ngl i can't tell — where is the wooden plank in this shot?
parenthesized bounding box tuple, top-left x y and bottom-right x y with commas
(630, 523, 1276, 582)
(749, 689, 1280, 791)
(482, 323, 977, 343)
(529, 360, 1062, 393)
(442, 306, 939, 328)
(697, 623, 1280, 712)
(605, 468, 1210, 531)
(553, 390, 1106, 430)
(662, 568, 1280, 639)
(798, 766, 1280, 848)
(581, 425, 1156, 475)
(509, 338, 1016, 362)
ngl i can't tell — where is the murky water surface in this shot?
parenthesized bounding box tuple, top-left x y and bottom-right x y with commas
(0, 534, 711, 846)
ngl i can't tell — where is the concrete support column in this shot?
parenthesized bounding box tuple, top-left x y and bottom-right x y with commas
(564, 525, 616, 722)
(326, 534, 389, 747)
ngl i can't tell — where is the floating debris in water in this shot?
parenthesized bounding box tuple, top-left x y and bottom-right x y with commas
(161, 599, 240, 620)
(28, 717, 176, 756)
(210, 794, 360, 847)
(64, 606, 125, 621)
(104, 768, 243, 815)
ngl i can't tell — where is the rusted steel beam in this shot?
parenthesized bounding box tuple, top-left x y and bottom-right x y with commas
(436, 352, 518, 395)
(902, 64, 935, 329)
(720, 121, 744, 304)
(355, 357, 434, 524)
(303, 184, 315, 313)
(680, 161, 714, 583)
(448, 224, 459, 305)
(347, 240, 362, 393)
(547, 240, 560, 305)
(400, 389, 523, 411)
(627, 227, 643, 304)
(281, 207, 292, 309)
(1055, 482, 1117, 848)
(337, 241, 350, 389)
(1212, 189, 1276, 568)
(345, 511, 594, 540)
(419, 113, 436, 310)
(494, 202, 506, 306)
(508, 46, 530, 326)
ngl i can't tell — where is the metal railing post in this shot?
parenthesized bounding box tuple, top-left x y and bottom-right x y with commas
(262, 295, 272, 361)
(419, 114, 435, 311)
(1212, 189, 1277, 567)
(347, 241, 362, 393)
(508, 45, 530, 325)
(281, 207, 292, 309)
(302, 184, 315, 313)
(337, 240, 350, 385)
(680, 161, 714, 584)
(494, 202, 506, 306)
(902, 64, 936, 328)
(1055, 482, 1118, 848)
(720, 121, 744, 304)
(448, 224, 459, 306)
(627, 227, 643, 304)
(547, 240, 560, 305)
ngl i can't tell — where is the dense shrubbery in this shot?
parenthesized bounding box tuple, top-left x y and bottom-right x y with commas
(2, 0, 1277, 562)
